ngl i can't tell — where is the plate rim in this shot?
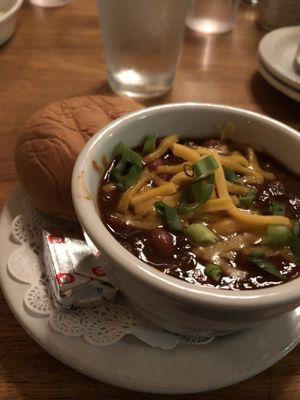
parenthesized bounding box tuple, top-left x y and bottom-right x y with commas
(259, 26, 300, 91)
(258, 57, 300, 102)
(1, 189, 300, 395)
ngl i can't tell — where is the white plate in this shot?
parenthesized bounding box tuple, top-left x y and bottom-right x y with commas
(1, 188, 300, 394)
(258, 26, 300, 91)
(258, 58, 300, 102)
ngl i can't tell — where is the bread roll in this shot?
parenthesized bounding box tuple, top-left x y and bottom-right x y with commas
(15, 95, 142, 220)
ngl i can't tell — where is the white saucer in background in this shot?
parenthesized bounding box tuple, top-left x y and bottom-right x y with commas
(258, 26, 300, 92)
(1, 188, 300, 394)
(258, 57, 300, 102)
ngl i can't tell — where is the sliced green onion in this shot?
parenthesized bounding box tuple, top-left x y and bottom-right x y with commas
(113, 142, 142, 168)
(111, 163, 141, 191)
(111, 161, 141, 191)
(186, 223, 217, 245)
(192, 173, 215, 203)
(204, 263, 223, 282)
(110, 142, 143, 190)
(248, 253, 283, 280)
(290, 221, 300, 261)
(263, 225, 291, 247)
(270, 202, 286, 216)
(218, 122, 236, 143)
(239, 189, 257, 207)
(183, 164, 194, 178)
(249, 249, 265, 258)
(142, 133, 157, 155)
(192, 156, 218, 180)
(223, 166, 239, 183)
(176, 186, 199, 215)
(154, 201, 183, 233)
(177, 174, 215, 215)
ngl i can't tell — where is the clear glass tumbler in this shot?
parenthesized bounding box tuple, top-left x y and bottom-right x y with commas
(186, 0, 239, 35)
(97, 0, 190, 99)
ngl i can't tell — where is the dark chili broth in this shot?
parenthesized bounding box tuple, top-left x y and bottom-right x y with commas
(98, 138, 300, 290)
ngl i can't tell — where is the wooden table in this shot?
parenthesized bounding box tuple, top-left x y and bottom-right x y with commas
(0, 1, 299, 399)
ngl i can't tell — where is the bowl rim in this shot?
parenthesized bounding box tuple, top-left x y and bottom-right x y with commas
(0, 0, 23, 22)
(72, 102, 300, 311)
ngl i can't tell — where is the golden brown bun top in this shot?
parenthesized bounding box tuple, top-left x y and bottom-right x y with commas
(15, 95, 143, 220)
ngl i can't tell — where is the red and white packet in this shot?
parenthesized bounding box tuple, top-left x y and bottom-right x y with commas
(42, 228, 118, 310)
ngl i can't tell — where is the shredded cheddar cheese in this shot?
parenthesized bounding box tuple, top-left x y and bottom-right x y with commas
(115, 137, 291, 230)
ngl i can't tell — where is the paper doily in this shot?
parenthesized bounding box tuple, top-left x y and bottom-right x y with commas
(7, 198, 214, 350)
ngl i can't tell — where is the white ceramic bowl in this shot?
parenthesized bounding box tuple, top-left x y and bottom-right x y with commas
(0, 0, 23, 46)
(72, 103, 300, 336)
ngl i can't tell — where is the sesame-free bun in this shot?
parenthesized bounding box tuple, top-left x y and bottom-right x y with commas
(15, 95, 142, 220)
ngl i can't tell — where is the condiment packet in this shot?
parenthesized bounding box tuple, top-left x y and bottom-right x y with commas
(42, 228, 117, 310)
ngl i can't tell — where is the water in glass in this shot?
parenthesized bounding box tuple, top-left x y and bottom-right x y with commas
(186, 0, 239, 35)
(98, 0, 189, 98)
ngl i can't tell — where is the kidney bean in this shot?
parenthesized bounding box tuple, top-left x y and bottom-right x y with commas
(150, 228, 174, 258)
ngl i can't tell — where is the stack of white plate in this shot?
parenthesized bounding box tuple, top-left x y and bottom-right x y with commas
(258, 26, 300, 102)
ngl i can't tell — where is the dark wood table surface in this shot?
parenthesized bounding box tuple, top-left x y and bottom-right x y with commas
(0, 1, 299, 399)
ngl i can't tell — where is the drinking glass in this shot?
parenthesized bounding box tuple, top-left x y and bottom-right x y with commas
(186, 0, 239, 35)
(97, 0, 190, 99)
